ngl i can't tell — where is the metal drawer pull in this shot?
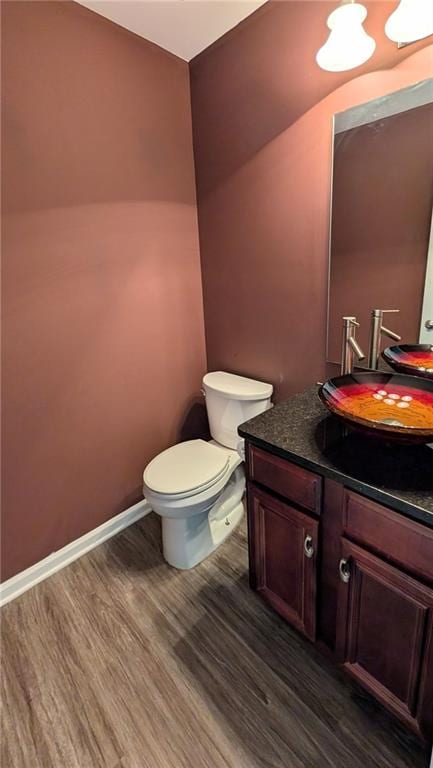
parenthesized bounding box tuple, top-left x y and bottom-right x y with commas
(425, 319, 433, 330)
(339, 558, 351, 583)
(304, 535, 314, 558)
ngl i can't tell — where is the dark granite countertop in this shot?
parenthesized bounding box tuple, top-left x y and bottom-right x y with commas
(238, 386, 433, 527)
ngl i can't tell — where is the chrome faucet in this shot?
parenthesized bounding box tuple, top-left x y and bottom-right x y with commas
(341, 316, 366, 375)
(367, 309, 401, 370)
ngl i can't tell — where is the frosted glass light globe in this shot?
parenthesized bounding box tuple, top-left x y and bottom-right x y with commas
(316, 2, 376, 72)
(385, 0, 433, 44)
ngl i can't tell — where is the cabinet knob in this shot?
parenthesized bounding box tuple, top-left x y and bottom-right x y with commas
(339, 558, 351, 583)
(304, 534, 314, 559)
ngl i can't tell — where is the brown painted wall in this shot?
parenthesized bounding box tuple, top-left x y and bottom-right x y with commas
(1, 1, 206, 580)
(328, 103, 433, 363)
(190, 0, 433, 401)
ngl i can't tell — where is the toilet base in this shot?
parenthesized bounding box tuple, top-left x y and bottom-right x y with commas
(161, 466, 245, 569)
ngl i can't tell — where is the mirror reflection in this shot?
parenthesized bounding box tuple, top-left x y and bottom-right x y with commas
(327, 80, 433, 369)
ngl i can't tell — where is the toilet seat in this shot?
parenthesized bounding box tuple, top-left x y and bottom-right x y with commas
(143, 439, 230, 500)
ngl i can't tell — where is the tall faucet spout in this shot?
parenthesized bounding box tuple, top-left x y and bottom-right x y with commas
(341, 316, 364, 375)
(368, 309, 400, 369)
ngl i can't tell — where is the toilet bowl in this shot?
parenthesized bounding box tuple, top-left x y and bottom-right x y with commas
(143, 371, 273, 569)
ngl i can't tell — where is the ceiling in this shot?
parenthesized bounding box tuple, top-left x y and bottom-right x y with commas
(76, 1, 267, 61)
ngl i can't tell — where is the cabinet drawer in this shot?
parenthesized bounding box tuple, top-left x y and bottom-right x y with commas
(343, 490, 433, 583)
(249, 445, 321, 514)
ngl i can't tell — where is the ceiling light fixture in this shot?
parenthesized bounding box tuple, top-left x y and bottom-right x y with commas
(316, 0, 376, 72)
(385, 0, 433, 44)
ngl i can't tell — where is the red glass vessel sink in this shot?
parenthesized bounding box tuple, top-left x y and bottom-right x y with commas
(382, 344, 433, 380)
(319, 372, 433, 443)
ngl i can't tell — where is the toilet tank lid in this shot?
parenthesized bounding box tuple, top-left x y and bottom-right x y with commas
(203, 371, 273, 401)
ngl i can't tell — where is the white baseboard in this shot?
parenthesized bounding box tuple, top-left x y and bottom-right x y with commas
(0, 499, 152, 607)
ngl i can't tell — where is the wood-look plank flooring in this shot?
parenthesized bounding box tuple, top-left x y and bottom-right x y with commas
(1, 514, 429, 768)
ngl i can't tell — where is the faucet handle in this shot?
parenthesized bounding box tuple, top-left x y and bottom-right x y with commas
(372, 308, 399, 316)
(342, 316, 360, 327)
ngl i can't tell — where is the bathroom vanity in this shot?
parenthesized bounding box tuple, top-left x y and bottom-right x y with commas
(239, 387, 433, 744)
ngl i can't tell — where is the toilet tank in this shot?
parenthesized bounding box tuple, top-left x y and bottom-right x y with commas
(203, 371, 273, 449)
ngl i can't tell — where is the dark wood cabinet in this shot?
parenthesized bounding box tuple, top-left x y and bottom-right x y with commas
(245, 441, 433, 743)
(342, 490, 433, 583)
(249, 445, 322, 515)
(336, 538, 433, 740)
(248, 484, 318, 640)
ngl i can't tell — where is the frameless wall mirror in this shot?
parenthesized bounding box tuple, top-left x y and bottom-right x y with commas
(326, 79, 433, 367)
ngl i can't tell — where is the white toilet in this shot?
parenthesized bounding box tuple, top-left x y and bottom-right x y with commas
(143, 371, 273, 569)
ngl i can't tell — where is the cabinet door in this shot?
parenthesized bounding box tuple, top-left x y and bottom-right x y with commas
(249, 485, 318, 640)
(336, 538, 433, 741)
